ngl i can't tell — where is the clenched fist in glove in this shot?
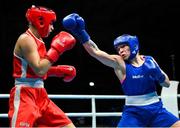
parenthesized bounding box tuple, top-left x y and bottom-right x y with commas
(47, 65, 76, 82)
(46, 31, 76, 63)
(62, 13, 90, 44)
(144, 57, 165, 84)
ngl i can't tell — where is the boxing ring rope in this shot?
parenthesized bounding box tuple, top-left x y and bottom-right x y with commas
(0, 94, 124, 128)
(0, 93, 180, 128)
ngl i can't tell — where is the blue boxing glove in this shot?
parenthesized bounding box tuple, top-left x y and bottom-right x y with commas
(62, 13, 90, 44)
(144, 57, 165, 84)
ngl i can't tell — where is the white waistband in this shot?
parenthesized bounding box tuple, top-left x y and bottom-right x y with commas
(15, 78, 44, 88)
(125, 92, 160, 106)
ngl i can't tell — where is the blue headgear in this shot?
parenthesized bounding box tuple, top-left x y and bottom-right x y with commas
(113, 34, 139, 61)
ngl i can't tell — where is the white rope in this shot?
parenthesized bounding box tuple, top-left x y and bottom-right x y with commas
(0, 94, 126, 128)
(0, 94, 179, 127)
(0, 94, 127, 99)
(0, 94, 179, 99)
(0, 112, 123, 118)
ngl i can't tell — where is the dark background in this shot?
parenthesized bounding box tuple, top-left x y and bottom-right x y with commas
(0, 0, 180, 127)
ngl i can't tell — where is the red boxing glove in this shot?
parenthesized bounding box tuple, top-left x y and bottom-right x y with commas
(47, 65, 76, 82)
(46, 31, 76, 63)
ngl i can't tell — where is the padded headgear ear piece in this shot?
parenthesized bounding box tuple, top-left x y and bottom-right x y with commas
(26, 5, 56, 37)
(113, 34, 139, 61)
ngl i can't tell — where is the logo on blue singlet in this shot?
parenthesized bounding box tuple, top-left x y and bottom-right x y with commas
(132, 75, 144, 79)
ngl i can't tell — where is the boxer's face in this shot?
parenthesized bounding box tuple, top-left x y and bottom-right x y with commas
(46, 23, 54, 37)
(116, 44, 130, 60)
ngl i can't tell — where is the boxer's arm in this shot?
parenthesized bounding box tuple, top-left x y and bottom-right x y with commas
(45, 31, 76, 63)
(47, 65, 76, 82)
(62, 13, 126, 80)
(159, 70, 170, 87)
(62, 14, 125, 69)
(83, 40, 126, 81)
(152, 58, 170, 87)
(17, 34, 51, 76)
(83, 40, 125, 69)
(144, 57, 170, 87)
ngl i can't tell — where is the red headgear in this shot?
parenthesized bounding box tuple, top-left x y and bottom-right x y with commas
(26, 5, 56, 37)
